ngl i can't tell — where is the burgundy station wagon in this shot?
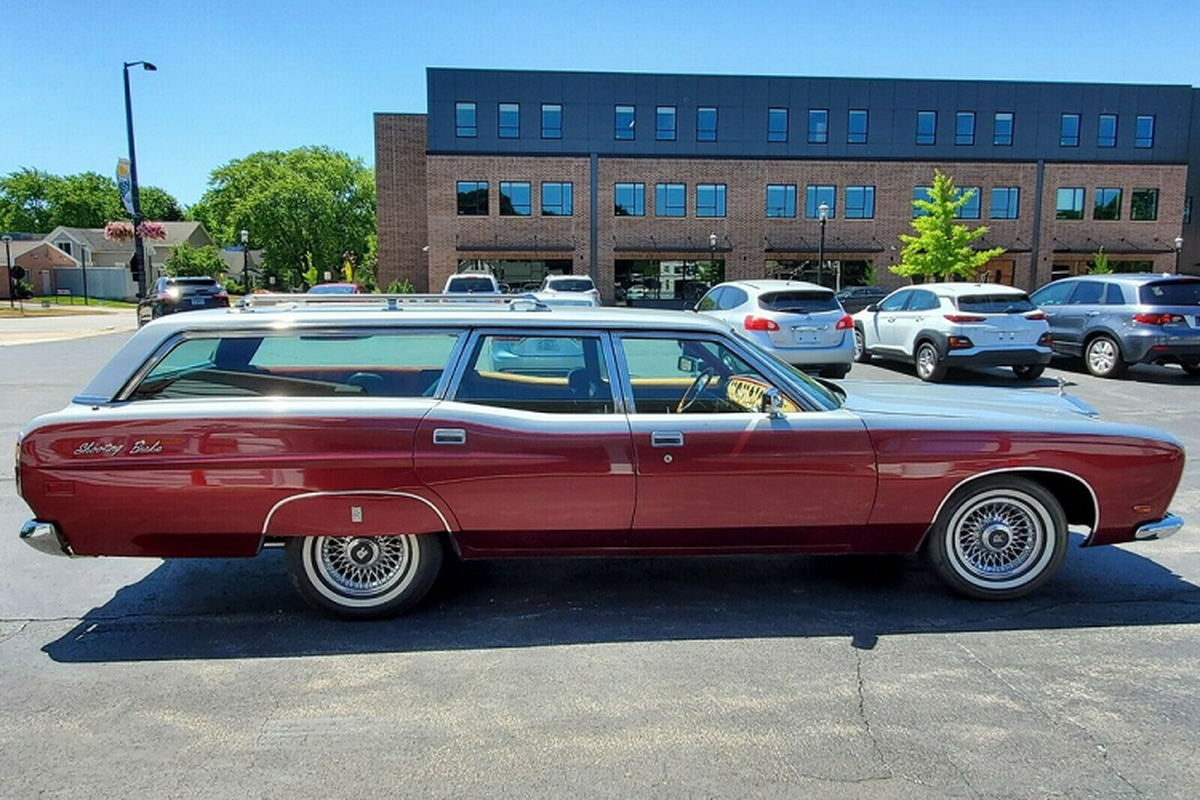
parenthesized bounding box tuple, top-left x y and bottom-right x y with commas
(16, 294, 1186, 618)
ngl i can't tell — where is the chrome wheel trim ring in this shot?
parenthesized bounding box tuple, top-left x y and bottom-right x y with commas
(946, 488, 1055, 590)
(303, 534, 420, 608)
(1087, 339, 1117, 374)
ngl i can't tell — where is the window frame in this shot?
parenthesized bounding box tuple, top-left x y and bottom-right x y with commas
(655, 182, 687, 217)
(989, 187, 1020, 220)
(656, 106, 677, 141)
(697, 106, 718, 142)
(614, 105, 635, 140)
(1060, 113, 1081, 147)
(765, 184, 797, 218)
(847, 109, 868, 144)
(844, 186, 875, 219)
(993, 112, 1014, 146)
(807, 109, 829, 144)
(541, 103, 563, 139)
(614, 182, 646, 216)
(1093, 187, 1122, 221)
(499, 181, 532, 217)
(541, 182, 574, 217)
(805, 185, 836, 219)
(916, 111, 937, 145)
(695, 184, 727, 218)
(955, 111, 976, 146)
(498, 102, 520, 139)
(1135, 115, 1155, 148)
(1097, 113, 1117, 148)
(955, 187, 982, 219)
(456, 181, 489, 216)
(1056, 187, 1085, 220)
(455, 101, 477, 138)
(767, 107, 789, 143)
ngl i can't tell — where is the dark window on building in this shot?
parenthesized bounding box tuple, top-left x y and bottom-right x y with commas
(696, 184, 726, 217)
(1056, 187, 1084, 220)
(541, 182, 573, 216)
(656, 183, 686, 216)
(457, 181, 488, 216)
(1060, 113, 1080, 147)
(1135, 115, 1155, 148)
(766, 184, 796, 218)
(498, 103, 520, 138)
(990, 187, 1020, 219)
(499, 182, 531, 216)
(916, 111, 937, 145)
(845, 186, 875, 219)
(1130, 188, 1158, 221)
(1094, 187, 1122, 220)
(656, 106, 677, 141)
(955, 187, 982, 219)
(541, 104, 562, 139)
(805, 185, 836, 218)
(768, 108, 788, 142)
(808, 109, 828, 144)
(615, 105, 635, 140)
(455, 102, 477, 137)
(913, 186, 932, 217)
(614, 182, 645, 216)
(847, 109, 868, 144)
(697, 107, 718, 142)
(993, 112, 1014, 146)
(955, 112, 976, 145)
(1097, 114, 1117, 147)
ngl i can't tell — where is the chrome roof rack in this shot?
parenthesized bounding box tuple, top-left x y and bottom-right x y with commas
(238, 292, 556, 313)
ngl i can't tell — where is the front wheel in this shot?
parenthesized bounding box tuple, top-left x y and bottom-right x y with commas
(1182, 362, 1200, 377)
(286, 533, 444, 619)
(1084, 335, 1127, 378)
(924, 477, 1067, 600)
(914, 341, 947, 382)
(853, 327, 872, 363)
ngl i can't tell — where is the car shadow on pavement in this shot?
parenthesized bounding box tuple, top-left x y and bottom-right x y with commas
(42, 535, 1200, 663)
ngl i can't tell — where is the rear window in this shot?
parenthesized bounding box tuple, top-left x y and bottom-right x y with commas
(446, 276, 496, 293)
(167, 278, 219, 295)
(956, 293, 1036, 313)
(1139, 279, 1200, 306)
(546, 278, 594, 292)
(758, 290, 840, 313)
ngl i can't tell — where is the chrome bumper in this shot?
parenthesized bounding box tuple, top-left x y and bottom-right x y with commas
(1134, 513, 1184, 541)
(19, 520, 73, 556)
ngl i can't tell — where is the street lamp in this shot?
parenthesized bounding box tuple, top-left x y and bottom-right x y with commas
(1174, 235, 1184, 274)
(817, 201, 829, 287)
(123, 60, 156, 298)
(708, 232, 717, 285)
(2, 234, 13, 309)
(240, 229, 250, 290)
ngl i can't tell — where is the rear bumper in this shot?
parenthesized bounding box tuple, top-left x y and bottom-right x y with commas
(19, 519, 73, 557)
(1134, 513, 1184, 541)
(944, 347, 1053, 368)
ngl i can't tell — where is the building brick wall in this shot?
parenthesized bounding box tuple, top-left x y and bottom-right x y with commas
(375, 113, 428, 291)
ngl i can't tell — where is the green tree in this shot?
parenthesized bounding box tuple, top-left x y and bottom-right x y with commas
(0, 168, 183, 232)
(138, 186, 186, 222)
(893, 170, 1005, 281)
(0, 167, 58, 232)
(189, 147, 375, 286)
(164, 242, 228, 278)
(1089, 246, 1113, 274)
(46, 172, 124, 228)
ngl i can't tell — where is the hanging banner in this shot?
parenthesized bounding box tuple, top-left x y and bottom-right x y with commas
(116, 158, 135, 216)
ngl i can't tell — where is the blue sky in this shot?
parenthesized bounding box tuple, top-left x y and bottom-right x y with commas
(4, 0, 1198, 208)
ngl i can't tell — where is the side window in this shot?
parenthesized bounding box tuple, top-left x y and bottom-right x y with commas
(720, 286, 749, 310)
(1104, 283, 1126, 305)
(1031, 281, 1073, 307)
(455, 333, 613, 414)
(130, 332, 460, 400)
(877, 290, 911, 313)
(695, 287, 723, 311)
(907, 291, 940, 312)
(1068, 281, 1104, 305)
(619, 336, 800, 415)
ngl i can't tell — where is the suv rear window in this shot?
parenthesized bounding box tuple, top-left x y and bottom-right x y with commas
(957, 293, 1036, 313)
(546, 278, 594, 292)
(167, 278, 219, 295)
(446, 276, 497, 293)
(758, 290, 839, 313)
(1140, 279, 1200, 306)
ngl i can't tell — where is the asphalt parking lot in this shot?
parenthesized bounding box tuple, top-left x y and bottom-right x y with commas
(1, 323, 1198, 798)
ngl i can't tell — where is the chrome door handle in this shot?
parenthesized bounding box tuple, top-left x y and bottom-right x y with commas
(651, 431, 684, 447)
(433, 428, 467, 445)
(1086, 311, 1100, 317)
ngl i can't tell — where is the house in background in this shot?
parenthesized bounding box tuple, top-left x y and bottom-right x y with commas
(1, 239, 75, 300)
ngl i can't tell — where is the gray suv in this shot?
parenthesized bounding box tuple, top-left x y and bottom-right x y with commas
(1030, 274, 1200, 377)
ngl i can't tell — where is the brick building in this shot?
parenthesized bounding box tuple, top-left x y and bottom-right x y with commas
(375, 68, 1199, 301)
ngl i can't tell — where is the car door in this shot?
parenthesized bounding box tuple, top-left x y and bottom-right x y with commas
(1055, 280, 1106, 355)
(860, 289, 912, 354)
(414, 329, 637, 553)
(1030, 280, 1075, 354)
(615, 333, 876, 549)
(885, 289, 939, 356)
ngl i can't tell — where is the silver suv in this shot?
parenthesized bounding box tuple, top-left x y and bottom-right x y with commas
(1030, 274, 1200, 378)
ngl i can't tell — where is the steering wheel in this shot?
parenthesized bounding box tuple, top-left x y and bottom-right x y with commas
(675, 369, 716, 414)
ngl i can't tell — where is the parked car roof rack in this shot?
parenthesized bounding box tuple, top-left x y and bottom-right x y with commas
(239, 292, 553, 312)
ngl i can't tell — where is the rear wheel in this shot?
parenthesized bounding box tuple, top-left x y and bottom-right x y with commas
(1084, 335, 1127, 378)
(1012, 364, 1045, 381)
(914, 341, 947, 382)
(1182, 362, 1200, 377)
(853, 327, 871, 363)
(286, 533, 443, 619)
(924, 476, 1067, 600)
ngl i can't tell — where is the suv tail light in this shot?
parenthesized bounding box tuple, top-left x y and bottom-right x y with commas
(744, 315, 780, 332)
(835, 314, 853, 330)
(1038, 332, 1053, 347)
(944, 314, 986, 323)
(1133, 313, 1185, 326)
(1024, 311, 1047, 321)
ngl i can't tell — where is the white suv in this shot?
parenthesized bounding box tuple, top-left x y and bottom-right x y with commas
(852, 283, 1052, 381)
(539, 274, 601, 304)
(443, 273, 501, 294)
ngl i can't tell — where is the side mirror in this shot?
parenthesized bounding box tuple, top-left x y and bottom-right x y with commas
(761, 388, 786, 419)
(864, 303, 879, 313)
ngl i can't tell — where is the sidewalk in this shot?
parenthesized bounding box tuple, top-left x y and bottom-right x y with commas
(0, 305, 138, 347)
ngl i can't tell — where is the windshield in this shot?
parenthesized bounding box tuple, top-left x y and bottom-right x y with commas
(744, 341, 842, 410)
(957, 293, 1036, 313)
(1140, 279, 1200, 306)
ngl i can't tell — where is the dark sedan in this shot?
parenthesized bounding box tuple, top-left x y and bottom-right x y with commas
(137, 276, 229, 327)
(835, 285, 889, 314)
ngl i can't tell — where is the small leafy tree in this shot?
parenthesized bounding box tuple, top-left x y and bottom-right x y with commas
(894, 170, 1005, 281)
(1089, 246, 1113, 274)
(164, 242, 228, 278)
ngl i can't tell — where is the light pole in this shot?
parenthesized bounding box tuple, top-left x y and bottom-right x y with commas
(240, 229, 251, 290)
(123, 60, 156, 298)
(1174, 235, 1184, 274)
(2, 234, 13, 308)
(708, 231, 717, 287)
(817, 201, 829, 287)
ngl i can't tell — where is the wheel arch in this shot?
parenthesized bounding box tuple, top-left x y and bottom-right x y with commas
(912, 329, 949, 361)
(262, 490, 456, 542)
(920, 467, 1098, 550)
(1082, 327, 1125, 356)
